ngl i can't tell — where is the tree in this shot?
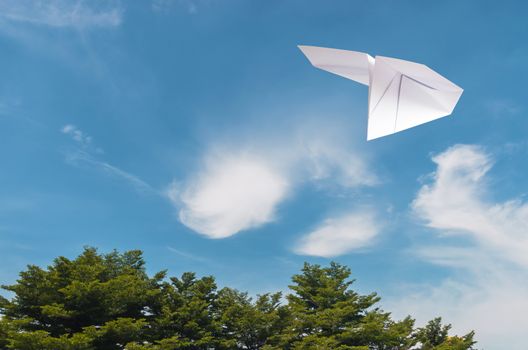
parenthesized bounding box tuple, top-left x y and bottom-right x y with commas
(0, 248, 478, 350)
(0, 316, 10, 349)
(0, 247, 164, 350)
(414, 318, 476, 350)
(267, 262, 416, 349)
(215, 288, 286, 349)
(146, 272, 220, 349)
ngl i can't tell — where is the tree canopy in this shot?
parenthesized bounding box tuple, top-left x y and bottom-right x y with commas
(0, 247, 476, 350)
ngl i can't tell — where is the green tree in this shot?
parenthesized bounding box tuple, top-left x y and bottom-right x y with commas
(215, 288, 286, 349)
(414, 318, 476, 350)
(0, 315, 11, 349)
(145, 272, 220, 349)
(0, 247, 164, 350)
(0, 248, 478, 350)
(268, 262, 417, 350)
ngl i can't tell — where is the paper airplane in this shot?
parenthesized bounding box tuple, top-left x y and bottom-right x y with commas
(298, 45, 463, 140)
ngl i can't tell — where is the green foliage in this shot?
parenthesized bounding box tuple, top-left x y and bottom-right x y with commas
(414, 318, 476, 350)
(0, 248, 477, 350)
(0, 316, 11, 349)
(149, 272, 220, 349)
(215, 288, 285, 349)
(269, 262, 417, 349)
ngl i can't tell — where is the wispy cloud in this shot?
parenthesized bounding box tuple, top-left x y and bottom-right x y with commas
(152, 0, 198, 14)
(300, 128, 379, 188)
(386, 265, 528, 350)
(61, 124, 103, 153)
(66, 151, 155, 194)
(0, 0, 122, 29)
(167, 121, 378, 239)
(167, 246, 210, 263)
(387, 144, 528, 350)
(0, 2, 124, 96)
(0, 97, 43, 127)
(294, 209, 381, 257)
(61, 124, 156, 195)
(485, 98, 522, 117)
(412, 144, 528, 267)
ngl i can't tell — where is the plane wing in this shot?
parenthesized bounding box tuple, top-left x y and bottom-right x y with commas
(298, 45, 374, 86)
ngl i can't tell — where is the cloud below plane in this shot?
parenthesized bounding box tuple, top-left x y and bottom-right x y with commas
(167, 123, 378, 242)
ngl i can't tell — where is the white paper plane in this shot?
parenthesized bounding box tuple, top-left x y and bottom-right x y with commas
(298, 45, 463, 140)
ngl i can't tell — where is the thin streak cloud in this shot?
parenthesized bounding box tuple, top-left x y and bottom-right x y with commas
(61, 125, 156, 195)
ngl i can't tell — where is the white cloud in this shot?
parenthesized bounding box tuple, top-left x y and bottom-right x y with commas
(0, 0, 122, 28)
(168, 121, 378, 239)
(412, 144, 528, 267)
(386, 268, 528, 350)
(168, 153, 289, 239)
(294, 210, 380, 257)
(386, 144, 528, 350)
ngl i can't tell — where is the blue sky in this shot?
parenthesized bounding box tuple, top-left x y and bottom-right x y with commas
(1, 1, 527, 348)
